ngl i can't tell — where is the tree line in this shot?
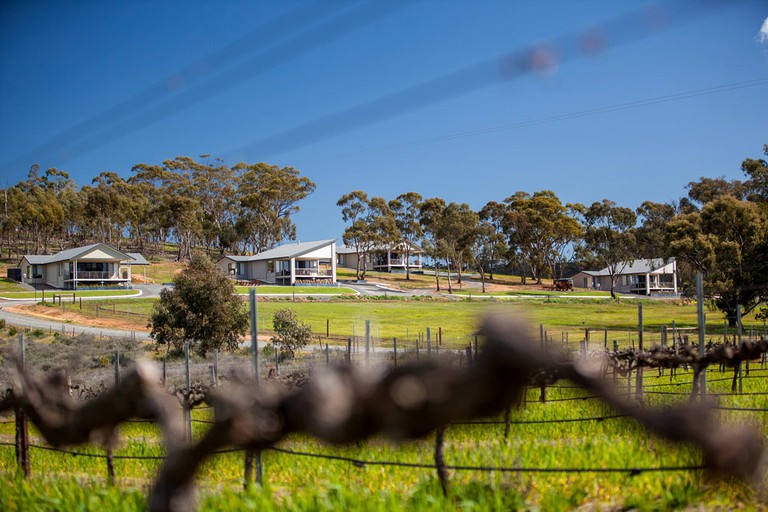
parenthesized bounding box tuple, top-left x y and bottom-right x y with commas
(0, 155, 315, 260)
(1, 146, 766, 325)
(338, 145, 768, 325)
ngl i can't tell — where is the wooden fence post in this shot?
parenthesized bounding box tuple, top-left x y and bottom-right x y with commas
(184, 342, 192, 441)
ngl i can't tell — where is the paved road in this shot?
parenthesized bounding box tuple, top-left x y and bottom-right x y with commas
(0, 284, 163, 340)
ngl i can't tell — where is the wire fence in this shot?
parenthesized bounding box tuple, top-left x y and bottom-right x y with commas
(1, 315, 767, 512)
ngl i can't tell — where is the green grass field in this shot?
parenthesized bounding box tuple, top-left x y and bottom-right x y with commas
(0, 289, 141, 300)
(448, 289, 614, 297)
(58, 297, 768, 351)
(0, 277, 27, 293)
(1, 367, 766, 511)
(234, 286, 358, 295)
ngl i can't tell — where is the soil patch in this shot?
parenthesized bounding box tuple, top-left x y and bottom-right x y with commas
(6, 304, 149, 331)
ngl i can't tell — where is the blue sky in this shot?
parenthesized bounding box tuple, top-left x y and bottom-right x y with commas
(1, 0, 766, 242)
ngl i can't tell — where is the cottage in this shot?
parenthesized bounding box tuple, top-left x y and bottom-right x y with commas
(218, 239, 337, 286)
(571, 258, 678, 296)
(336, 241, 423, 273)
(18, 243, 147, 290)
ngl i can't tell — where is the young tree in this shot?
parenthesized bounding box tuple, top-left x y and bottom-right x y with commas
(337, 190, 399, 280)
(271, 308, 312, 358)
(388, 192, 423, 280)
(149, 254, 248, 356)
(573, 199, 637, 299)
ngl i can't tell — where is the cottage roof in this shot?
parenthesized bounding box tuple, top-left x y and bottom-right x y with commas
(125, 253, 150, 265)
(220, 239, 337, 263)
(582, 258, 675, 277)
(337, 240, 423, 255)
(20, 243, 132, 265)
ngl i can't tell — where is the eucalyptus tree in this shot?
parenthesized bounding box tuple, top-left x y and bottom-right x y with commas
(337, 190, 399, 280)
(234, 162, 316, 254)
(635, 201, 676, 259)
(504, 191, 581, 284)
(16, 166, 68, 253)
(668, 195, 767, 327)
(471, 219, 506, 293)
(478, 201, 509, 280)
(418, 197, 447, 291)
(741, 143, 768, 204)
(388, 192, 423, 280)
(132, 159, 203, 260)
(419, 199, 478, 293)
(81, 172, 131, 248)
(573, 199, 637, 298)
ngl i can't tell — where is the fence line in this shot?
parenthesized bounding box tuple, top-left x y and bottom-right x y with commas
(2, 316, 767, 512)
(0, 439, 708, 477)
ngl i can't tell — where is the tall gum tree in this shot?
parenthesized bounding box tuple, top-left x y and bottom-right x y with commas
(388, 192, 423, 281)
(668, 196, 767, 327)
(337, 190, 399, 280)
(573, 199, 637, 298)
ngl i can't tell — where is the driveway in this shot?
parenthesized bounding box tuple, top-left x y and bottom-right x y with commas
(0, 283, 170, 341)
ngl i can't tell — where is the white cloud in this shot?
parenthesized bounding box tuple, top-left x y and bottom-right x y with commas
(758, 16, 768, 44)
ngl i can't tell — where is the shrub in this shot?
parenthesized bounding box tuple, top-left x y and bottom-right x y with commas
(271, 308, 312, 358)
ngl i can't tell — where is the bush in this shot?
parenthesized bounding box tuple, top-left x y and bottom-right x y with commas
(271, 308, 312, 358)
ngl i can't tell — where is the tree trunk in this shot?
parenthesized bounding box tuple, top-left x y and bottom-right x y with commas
(405, 247, 411, 280)
(356, 249, 363, 281)
(446, 260, 453, 294)
(480, 267, 486, 293)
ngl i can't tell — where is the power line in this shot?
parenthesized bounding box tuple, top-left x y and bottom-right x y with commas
(313, 77, 768, 162)
(0, 0, 407, 175)
(226, 0, 737, 160)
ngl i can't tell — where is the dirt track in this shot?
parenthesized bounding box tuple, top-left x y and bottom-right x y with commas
(5, 304, 149, 332)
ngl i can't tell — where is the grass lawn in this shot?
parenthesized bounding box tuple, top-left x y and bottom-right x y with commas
(141, 260, 185, 284)
(0, 289, 141, 300)
(0, 277, 26, 293)
(448, 289, 614, 297)
(58, 296, 767, 349)
(235, 286, 357, 295)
